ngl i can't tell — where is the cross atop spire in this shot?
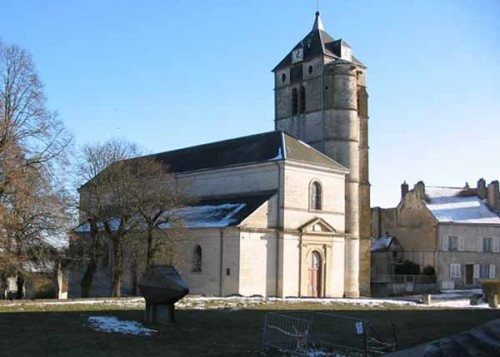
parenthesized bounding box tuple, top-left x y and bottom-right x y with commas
(312, 11, 324, 31)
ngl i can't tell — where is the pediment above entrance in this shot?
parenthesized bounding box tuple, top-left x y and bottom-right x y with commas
(298, 217, 337, 234)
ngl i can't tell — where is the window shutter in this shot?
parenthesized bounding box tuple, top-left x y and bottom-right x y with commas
(458, 237, 465, 251)
(490, 265, 496, 279)
(477, 239, 483, 252)
(450, 264, 460, 278)
(442, 236, 448, 251)
(474, 264, 480, 279)
(493, 237, 500, 253)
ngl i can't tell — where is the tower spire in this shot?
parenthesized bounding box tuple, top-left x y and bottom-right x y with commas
(312, 11, 324, 31)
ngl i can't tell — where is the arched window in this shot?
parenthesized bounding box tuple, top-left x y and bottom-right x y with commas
(292, 88, 298, 115)
(192, 245, 202, 272)
(299, 85, 306, 113)
(311, 181, 322, 211)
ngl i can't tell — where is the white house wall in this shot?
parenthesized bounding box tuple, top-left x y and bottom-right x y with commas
(178, 229, 240, 296)
(279, 233, 301, 297)
(282, 163, 346, 231)
(437, 223, 500, 289)
(240, 195, 278, 229)
(238, 231, 277, 296)
(330, 237, 346, 296)
(175, 163, 279, 198)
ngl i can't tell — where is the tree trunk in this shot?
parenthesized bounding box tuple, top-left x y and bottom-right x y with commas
(111, 235, 122, 297)
(146, 229, 154, 266)
(130, 257, 138, 295)
(16, 275, 24, 300)
(81, 221, 99, 298)
(81, 259, 96, 298)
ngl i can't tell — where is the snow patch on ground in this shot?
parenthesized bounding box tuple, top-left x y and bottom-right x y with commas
(1, 289, 492, 310)
(268, 297, 417, 307)
(88, 316, 156, 336)
(2, 297, 145, 308)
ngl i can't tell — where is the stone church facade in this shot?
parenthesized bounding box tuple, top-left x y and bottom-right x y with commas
(273, 12, 371, 296)
(69, 12, 371, 298)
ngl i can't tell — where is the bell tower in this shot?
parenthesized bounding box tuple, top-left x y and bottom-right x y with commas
(273, 12, 371, 297)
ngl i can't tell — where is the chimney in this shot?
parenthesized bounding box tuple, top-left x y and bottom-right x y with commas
(487, 181, 499, 210)
(478, 178, 487, 199)
(414, 181, 426, 200)
(401, 181, 409, 200)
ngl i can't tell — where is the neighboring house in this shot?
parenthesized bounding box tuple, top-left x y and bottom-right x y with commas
(370, 235, 403, 277)
(69, 11, 373, 298)
(372, 179, 500, 290)
(70, 131, 351, 298)
(1, 262, 67, 300)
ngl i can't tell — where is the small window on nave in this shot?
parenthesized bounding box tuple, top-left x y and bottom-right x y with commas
(192, 245, 202, 272)
(311, 181, 322, 211)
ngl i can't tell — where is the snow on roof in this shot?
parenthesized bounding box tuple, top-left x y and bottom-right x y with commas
(166, 203, 246, 228)
(73, 218, 122, 233)
(370, 236, 394, 252)
(75, 203, 247, 233)
(424, 186, 500, 224)
(270, 147, 283, 161)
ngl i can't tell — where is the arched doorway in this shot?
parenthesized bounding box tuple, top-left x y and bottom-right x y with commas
(308, 251, 322, 297)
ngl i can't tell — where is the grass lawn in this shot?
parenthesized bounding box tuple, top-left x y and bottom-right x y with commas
(0, 299, 499, 356)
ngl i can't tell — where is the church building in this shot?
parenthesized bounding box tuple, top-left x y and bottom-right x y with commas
(69, 12, 371, 298)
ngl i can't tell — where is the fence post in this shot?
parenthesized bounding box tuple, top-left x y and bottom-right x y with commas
(363, 321, 368, 357)
(489, 294, 499, 309)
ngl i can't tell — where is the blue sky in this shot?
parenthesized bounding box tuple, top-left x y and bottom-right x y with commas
(1, 0, 499, 207)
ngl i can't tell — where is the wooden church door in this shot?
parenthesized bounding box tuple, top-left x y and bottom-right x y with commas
(308, 251, 322, 297)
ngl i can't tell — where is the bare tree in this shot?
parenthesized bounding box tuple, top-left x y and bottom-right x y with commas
(76, 139, 141, 297)
(0, 39, 73, 285)
(76, 140, 187, 297)
(131, 160, 188, 266)
(124, 160, 189, 294)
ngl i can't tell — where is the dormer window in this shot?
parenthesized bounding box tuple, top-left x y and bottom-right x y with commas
(292, 48, 304, 63)
(310, 181, 322, 211)
(341, 42, 352, 61)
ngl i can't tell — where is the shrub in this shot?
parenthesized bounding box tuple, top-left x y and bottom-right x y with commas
(422, 265, 436, 276)
(395, 260, 420, 275)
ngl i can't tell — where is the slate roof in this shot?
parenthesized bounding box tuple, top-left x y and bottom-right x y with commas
(138, 130, 347, 174)
(371, 236, 399, 252)
(273, 12, 364, 72)
(424, 187, 500, 224)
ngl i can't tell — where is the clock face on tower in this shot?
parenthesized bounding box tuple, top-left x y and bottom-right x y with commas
(292, 48, 304, 63)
